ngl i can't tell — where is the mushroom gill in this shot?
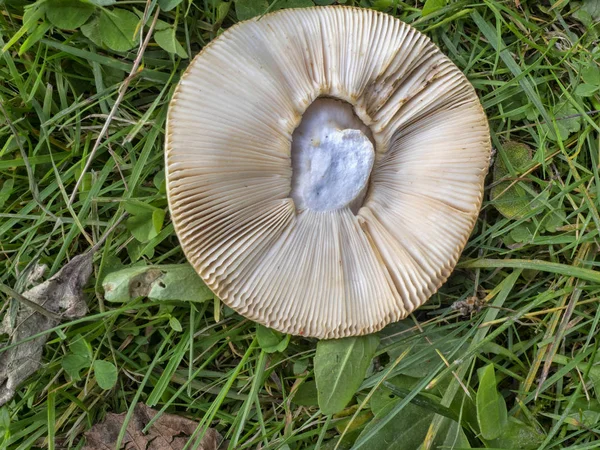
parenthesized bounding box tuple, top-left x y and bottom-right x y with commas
(165, 6, 491, 339)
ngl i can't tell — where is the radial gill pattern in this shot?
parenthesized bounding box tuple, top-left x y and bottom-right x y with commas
(165, 6, 491, 339)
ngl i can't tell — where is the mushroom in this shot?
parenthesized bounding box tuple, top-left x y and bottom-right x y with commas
(165, 6, 491, 339)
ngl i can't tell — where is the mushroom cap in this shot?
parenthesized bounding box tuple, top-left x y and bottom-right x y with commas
(165, 6, 491, 339)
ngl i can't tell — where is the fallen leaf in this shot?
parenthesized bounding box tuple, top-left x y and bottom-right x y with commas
(82, 403, 223, 450)
(102, 264, 214, 303)
(0, 253, 92, 406)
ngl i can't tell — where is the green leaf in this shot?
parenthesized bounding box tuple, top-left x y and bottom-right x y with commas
(19, 20, 52, 55)
(235, 0, 268, 21)
(61, 335, 93, 381)
(476, 364, 508, 440)
(543, 103, 582, 141)
(159, 0, 185, 11)
(582, 66, 600, 86)
(422, 0, 445, 16)
(103, 264, 214, 302)
(81, 16, 102, 46)
(490, 141, 534, 220)
(93, 360, 118, 390)
(0, 179, 14, 209)
(292, 380, 318, 406)
(169, 316, 183, 332)
(581, 0, 600, 19)
(125, 203, 165, 243)
(256, 324, 290, 353)
(575, 83, 599, 97)
(62, 355, 90, 381)
(314, 335, 379, 415)
(88, 0, 116, 5)
(154, 27, 188, 58)
(486, 417, 544, 450)
(99, 8, 140, 52)
(45, 0, 95, 30)
(542, 208, 566, 233)
(273, 0, 314, 9)
(292, 359, 309, 375)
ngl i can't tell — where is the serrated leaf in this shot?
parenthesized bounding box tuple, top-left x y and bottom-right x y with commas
(154, 27, 188, 58)
(476, 364, 508, 440)
(314, 335, 379, 415)
(103, 264, 214, 302)
(256, 324, 290, 353)
(159, 0, 185, 11)
(575, 83, 599, 97)
(93, 360, 118, 390)
(422, 0, 445, 16)
(45, 0, 95, 29)
(99, 8, 139, 52)
(235, 0, 268, 21)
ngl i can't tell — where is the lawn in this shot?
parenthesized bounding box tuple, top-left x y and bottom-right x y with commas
(1, 0, 600, 449)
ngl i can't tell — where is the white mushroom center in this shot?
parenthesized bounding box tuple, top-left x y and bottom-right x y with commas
(291, 98, 375, 212)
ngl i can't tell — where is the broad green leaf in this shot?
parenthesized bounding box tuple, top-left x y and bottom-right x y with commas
(581, 0, 600, 19)
(292, 359, 309, 375)
(542, 208, 566, 233)
(93, 360, 118, 390)
(81, 16, 102, 46)
(422, 0, 445, 16)
(314, 335, 379, 415)
(543, 103, 582, 141)
(292, 380, 318, 406)
(103, 264, 214, 302)
(575, 83, 599, 97)
(490, 141, 534, 220)
(88, 0, 117, 5)
(125, 205, 165, 242)
(257, 324, 290, 353)
(62, 355, 90, 381)
(582, 66, 600, 86)
(0, 179, 14, 209)
(273, 0, 314, 9)
(358, 397, 435, 449)
(235, 0, 268, 21)
(159, 0, 185, 11)
(99, 8, 139, 52)
(154, 27, 188, 58)
(61, 335, 93, 381)
(169, 316, 183, 332)
(486, 417, 544, 450)
(70, 335, 92, 359)
(476, 364, 508, 440)
(45, 0, 95, 30)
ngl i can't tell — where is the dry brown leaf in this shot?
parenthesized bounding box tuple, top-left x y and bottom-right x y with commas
(0, 253, 92, 406)
(82, 403, 223, 450)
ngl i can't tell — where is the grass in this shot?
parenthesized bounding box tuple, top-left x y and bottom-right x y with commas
(1, 0, 600, 448)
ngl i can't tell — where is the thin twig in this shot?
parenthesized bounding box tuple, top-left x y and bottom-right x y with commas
(68, 7, 160, 206)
